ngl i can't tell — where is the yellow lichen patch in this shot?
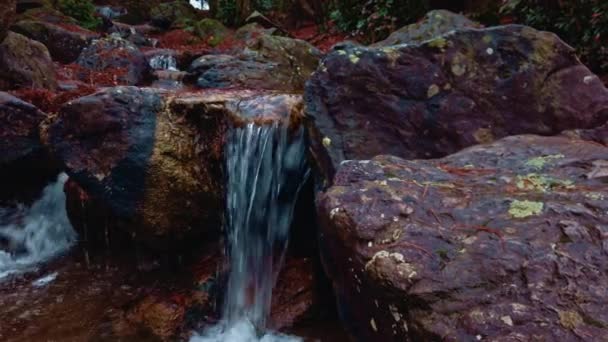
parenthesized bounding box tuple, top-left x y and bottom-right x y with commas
(381, 46, 401, 67)
(515, 173, 574, 192)
(451, 63, 466, 76)
(336, 50, 347, 55)
(525, 154, 565, 169)
(559, 310, 583, 330)
(482, 35, 493, 44)
(473, 128, 494, 144)
(427, 84, 440, 98)
(427, 37, 447, 50)
(349, 54, 360, 64)
(322, 136, 331, 147)
(509, 200, 544, 218)
(585, 192, 605, 200)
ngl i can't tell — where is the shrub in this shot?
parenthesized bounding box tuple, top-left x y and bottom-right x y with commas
(500, 0, 608, 73)
(57, 0, 101, 30)
(330, 0, 430, 43)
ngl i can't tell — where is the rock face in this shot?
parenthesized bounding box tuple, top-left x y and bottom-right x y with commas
(189, 35, 321, 91)
(317, 134, 608, 341)
(44, 87, 224, 249)
(0, 31, 57, 91)
(0, 0, 16, 42)
(373, 9, 480, 47)
(12, 20, 100, 63)
(46, 87, 307, 249)
(76, 36, 151, 85)
(305, 25, 608, 177)
(0, 91, 58, 203)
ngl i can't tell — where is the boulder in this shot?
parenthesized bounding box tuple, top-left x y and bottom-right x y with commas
(305, 25, 608, 178)
(150, 0, 200, 29)
(317, 134, 608, 341)
(0, 92, 58, 203)
(11, 20, 100, 63)
(0, 0, 16, 42)
(0, 31, 57, 91)
(189, 35, 321, 91)
(234, 23, 277, 44)
(372, 9, 480, 47)
(192, 18, 229, 46)
(76, 35, 151, 85)
(46, 87, 307, 249)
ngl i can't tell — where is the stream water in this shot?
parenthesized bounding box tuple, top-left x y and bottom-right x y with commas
(191, 123, 310, 341)
(0, 173, 76, 280)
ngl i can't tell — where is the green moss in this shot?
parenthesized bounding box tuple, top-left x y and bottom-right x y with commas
(57, 0, 101, 30)
(192, 19, 229, 46)
(524, 154, 565, 169)
(509, 200, 544, 218)
(427, 37, 447, 49)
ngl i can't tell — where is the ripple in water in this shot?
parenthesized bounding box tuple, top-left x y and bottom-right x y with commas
(191, 123, 309, 341)
(0, 173, 76, 279)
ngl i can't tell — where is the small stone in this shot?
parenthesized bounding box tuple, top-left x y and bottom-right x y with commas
(501, 315, 514, 326)
(486, 48, 494, 55)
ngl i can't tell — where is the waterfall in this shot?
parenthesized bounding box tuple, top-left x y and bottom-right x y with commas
(0, 173, 76, 280)
(149, 55, 178, 71)
(191, 123, 309, 341)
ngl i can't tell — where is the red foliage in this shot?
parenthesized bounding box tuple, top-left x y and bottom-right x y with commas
(57, 63, 132, 87)
(10, 85, 96, 113)
(55, 22, 96, 34)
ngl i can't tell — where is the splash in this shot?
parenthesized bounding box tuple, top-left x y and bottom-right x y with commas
(192, 122, 309, 341)
(0, 173, 76, 279)
(149, 54, 178, 71)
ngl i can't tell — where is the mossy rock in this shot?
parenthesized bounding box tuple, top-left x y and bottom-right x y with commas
(17, 6, 78, 24)
(150, 0, 200, 29)
(0, 31, 57, 90)
(192, 18, 229, 47)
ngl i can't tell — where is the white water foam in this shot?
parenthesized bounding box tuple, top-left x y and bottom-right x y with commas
(190, 319, 302, 342)
(0, 173, 76, 279)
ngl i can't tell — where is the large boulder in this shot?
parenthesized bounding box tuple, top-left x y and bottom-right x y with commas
(0, 0, 16, 42)
(0, 92, 58, 203)
(0, 31, 57, 91)
(372, 9, 480, 47)
(76, 35, 151, 85)
(318, 134, 608, 341)
(305, 25, 608, 178)
(189, 35, 321, 91)
(45, 87, 307, 249)
(149, 0, 201, 29)
(11, 20, 100, 63)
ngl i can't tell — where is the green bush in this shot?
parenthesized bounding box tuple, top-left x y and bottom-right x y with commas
(57, 0, 102, 30)
(330, 0, 430, 43)
(500, 0, 608, 73)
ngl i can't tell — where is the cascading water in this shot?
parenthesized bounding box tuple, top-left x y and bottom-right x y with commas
(0, 173, 76, 279)
(149, 55, 178, 71)
(191, 123, 309, 341)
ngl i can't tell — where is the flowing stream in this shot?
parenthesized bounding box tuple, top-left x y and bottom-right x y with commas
(191, 123, 309, 341)
(0, 173, 76, 280)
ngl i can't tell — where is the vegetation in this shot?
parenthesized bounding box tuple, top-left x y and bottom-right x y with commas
(500, 0, 608, 72)
(56, 0, 101, 30)
(330, 0, 429, 42)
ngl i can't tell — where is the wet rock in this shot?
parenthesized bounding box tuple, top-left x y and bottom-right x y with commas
(76, 35, 151, 85)
(12, 20, 100, 63)
(373, 9, 480, 47)
(318, 134, 608, 341)
(108, 22, 159, 47)
(270, 257, 316, 330)
(0, 31, 57, 91)
(46, 87, 306, 249)
(0, 92, 58, 203)
(0, 0, 16, 42)
(305, 25, 608, 178)
(189, 35, 321, 91)
(44, 87, 223, 249)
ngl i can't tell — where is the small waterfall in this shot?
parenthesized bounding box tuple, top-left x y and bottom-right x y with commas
(192, 123, 309, 341)
(190, 0, 210, 10)
(149, 55, 178, 71)
(0, 173, 76, 279)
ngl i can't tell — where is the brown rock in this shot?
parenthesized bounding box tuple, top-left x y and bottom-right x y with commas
(47, 87, 308, 249)
(305, 25, 608, 180)
(0, 31, 57, 91)
(317, 134, 608, 341)
(0, 91, 58, 203)
(12, 20, 100, 63)
(0, 0, 16, 42)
